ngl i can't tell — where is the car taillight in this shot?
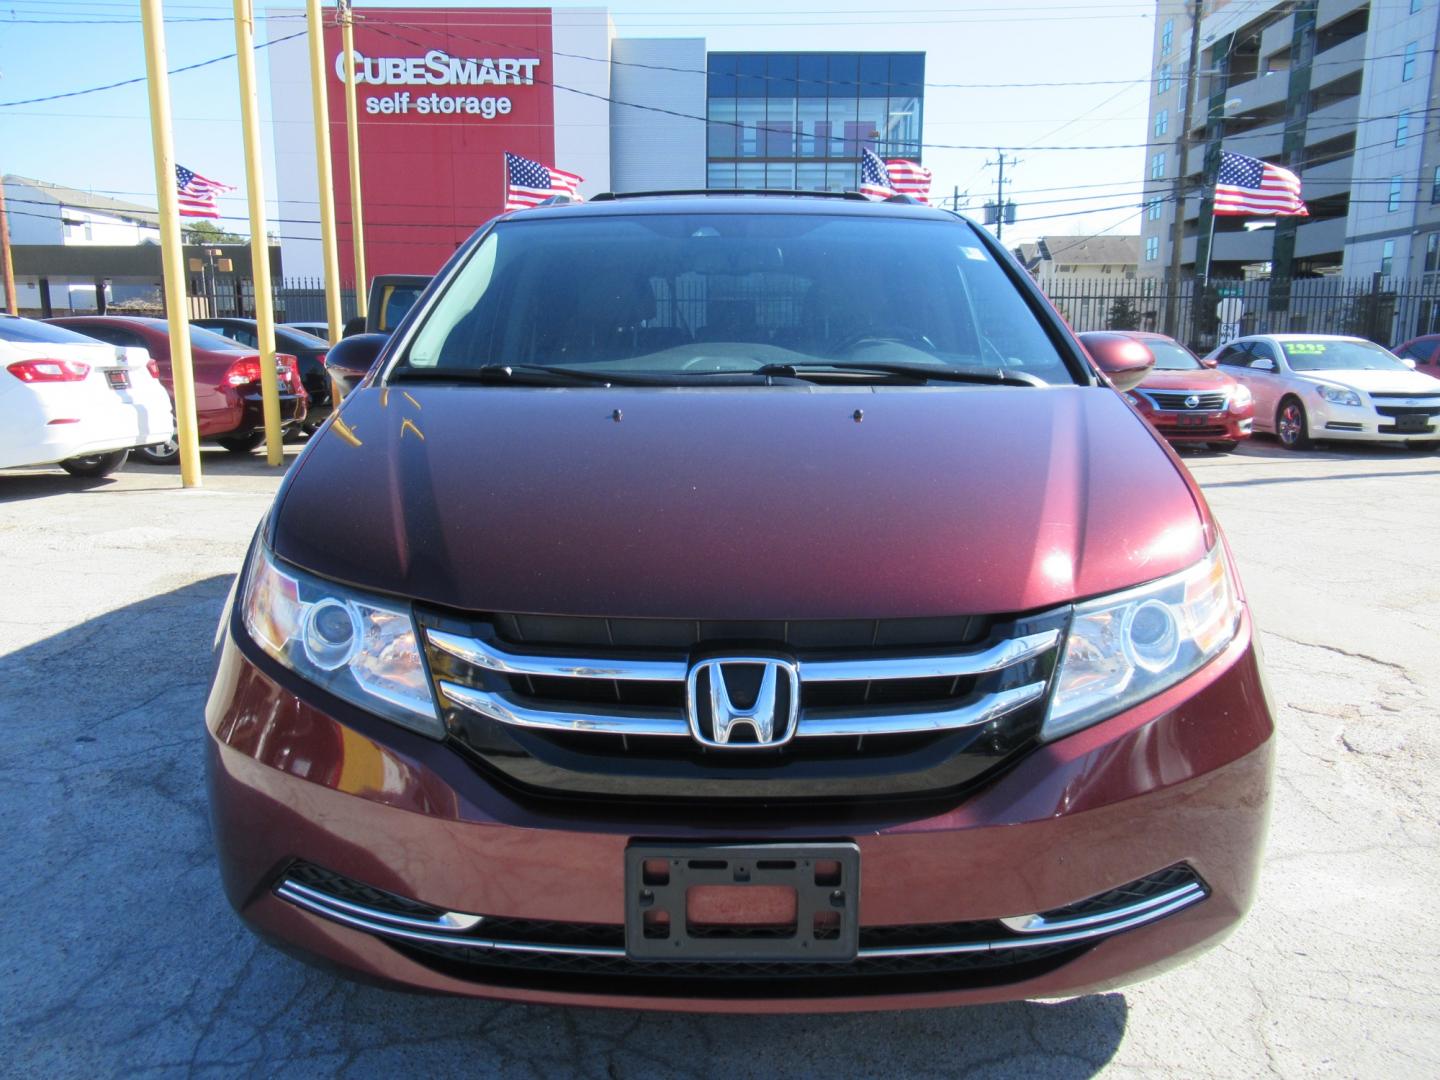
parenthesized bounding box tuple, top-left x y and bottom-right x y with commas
(224, 357, 263, 386)
(6, 358, 91, 383)
(147, 359, 160, 380)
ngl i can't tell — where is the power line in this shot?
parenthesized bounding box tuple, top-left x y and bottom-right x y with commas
(0, 29, 307, 108)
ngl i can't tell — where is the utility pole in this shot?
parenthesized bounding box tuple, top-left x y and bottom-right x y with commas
(985, 150, 1018, 242)
(233, 0, 284, 466)
(0, 175, 16, 315)
(948, 186, 969, 214)
(305, 0, 344, 343)
(140, 0, 203, 487)
(1164, 0, 1203, 339)
(338, 0, 368, 318)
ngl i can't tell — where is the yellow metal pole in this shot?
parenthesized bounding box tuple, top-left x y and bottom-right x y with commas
(139, 0, 202, 488)
(233, 0, 283, 466)
(305, 0, 343, 343)
(338, 0, 367, 318)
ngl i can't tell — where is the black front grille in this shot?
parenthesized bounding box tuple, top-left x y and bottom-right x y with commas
(1145, 390, 1228, 411)
(420, 608, 1067, 804)
(1375, 405, 1440, 419)
(396, 936, 1084, 997)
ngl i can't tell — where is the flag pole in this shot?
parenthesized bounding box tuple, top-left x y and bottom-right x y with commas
(1202, 209, 1218, 286)
(305, 0, 343, 344)
(338, 0, 367, 319)
(139, 0, 202, 487)
(232, 0, 284, 466)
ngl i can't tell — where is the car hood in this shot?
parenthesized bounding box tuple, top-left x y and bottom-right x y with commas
(1139, 367, 1235, 392)
(1298, 369, 1440, 395)
(271, 384, 1208, 619)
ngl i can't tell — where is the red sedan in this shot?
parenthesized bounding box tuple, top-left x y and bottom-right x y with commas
(48, 316, 307, 464)
(1080, 331, 1253, 452)
(1393, 334, 1440, 380)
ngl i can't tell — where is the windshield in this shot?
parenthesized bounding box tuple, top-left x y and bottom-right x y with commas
(1281, 339, 1411, 373)
(396, 213, 1075, 385)
(0, 318, 100, 345)
(1146, 339, 1202, 371)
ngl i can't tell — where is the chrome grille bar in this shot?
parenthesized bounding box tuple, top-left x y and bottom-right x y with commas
(428, 627, 1058, 683)
(796, 630, 1058, 682)
(437, 680, 1047, 738)
(438, 681, 692, 737)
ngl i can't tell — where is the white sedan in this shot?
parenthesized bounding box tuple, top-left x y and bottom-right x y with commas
(1203, 333, 1440, 451)
(0, 315, 175, 477)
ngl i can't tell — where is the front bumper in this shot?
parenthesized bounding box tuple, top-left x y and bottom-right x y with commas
(206, 607, 1274, 1012)
(1144, 409, 1252, 444)
(1309, 396, 1440, 442)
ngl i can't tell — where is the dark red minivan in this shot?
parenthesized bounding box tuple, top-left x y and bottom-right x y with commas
(206, 193, 1274, 1012)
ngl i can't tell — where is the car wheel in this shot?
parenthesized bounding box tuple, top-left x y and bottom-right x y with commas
(215, 432, 266, 453)
(135, 437, 179, 466)
(59, 449, 128, 478)
(1276, 397, 1312, 450)
(1207, 441, 1239, 453)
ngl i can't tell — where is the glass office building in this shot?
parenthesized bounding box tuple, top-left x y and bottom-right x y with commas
(705, 52, 925, 192)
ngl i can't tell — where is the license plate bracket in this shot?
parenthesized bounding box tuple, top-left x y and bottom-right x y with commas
(1395, 413, 1432, 432)
(105, 369, 130, 390)
(625, 842, 860, 963)
(1175, 412, 1217, 427)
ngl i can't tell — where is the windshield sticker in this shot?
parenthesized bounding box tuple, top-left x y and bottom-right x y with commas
(1282, 342, 1328, 354)
(960, 246, 988, 261)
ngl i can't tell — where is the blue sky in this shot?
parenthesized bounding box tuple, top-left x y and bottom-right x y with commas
(0, 1, 1158, 247)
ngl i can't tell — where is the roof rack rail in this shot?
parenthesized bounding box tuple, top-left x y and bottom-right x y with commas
(588, 189, 872, 202)
(524, 194, 579, 208)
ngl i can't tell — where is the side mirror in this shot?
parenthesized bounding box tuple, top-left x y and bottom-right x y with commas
(1080, 333, 1155, 393)
(325, 332, 387, 400)
(1201, 356, 1219, 368)
(1251, 357, 1275, 372)
(1399, 356, 1417, 370)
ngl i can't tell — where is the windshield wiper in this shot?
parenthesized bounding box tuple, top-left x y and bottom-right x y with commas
(748, 362, 1043, 386)
(389, 364, 659, 387)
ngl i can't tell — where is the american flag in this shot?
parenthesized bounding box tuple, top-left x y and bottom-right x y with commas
(884, 158, 932, 204)
(1214, 151, 1307, 217)
(859, 149, 932, 203)
(175, 164, 233, 219)
(859, 149, 894, 199)
(504, 151, 583, 211)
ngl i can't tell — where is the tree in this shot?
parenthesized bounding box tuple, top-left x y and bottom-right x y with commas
(182, 220, 243, 244)
(1107, 296, 1140, 331)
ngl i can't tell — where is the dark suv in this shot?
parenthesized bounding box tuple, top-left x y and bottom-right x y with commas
(206, 193, 1274, 1011)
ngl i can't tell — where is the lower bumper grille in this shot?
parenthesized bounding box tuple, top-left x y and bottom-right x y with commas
(276, 862, 1207, 998)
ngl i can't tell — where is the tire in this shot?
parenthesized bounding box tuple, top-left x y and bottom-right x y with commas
(1275, 397, 1312, 450)
(135, 437, 179, 466)
(215, 431, 266, 454)
(1207, 441, 1239, 453)
(59, 449, 128, 478)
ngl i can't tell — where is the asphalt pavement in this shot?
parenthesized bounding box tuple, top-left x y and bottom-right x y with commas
(1, 439, 1437, 1079)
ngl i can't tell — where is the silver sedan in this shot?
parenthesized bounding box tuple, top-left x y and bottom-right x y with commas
(1202, 334, 1440, 450)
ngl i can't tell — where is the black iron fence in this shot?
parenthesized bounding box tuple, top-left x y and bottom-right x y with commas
(1038, 274, 1440, 353)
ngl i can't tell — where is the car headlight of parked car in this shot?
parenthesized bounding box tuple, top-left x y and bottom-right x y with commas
(1044, 543, 1240, 741)
(1228, 384, 1252, 410)
(241, 541, 442, 737)
(1315, 384, 1362, 407)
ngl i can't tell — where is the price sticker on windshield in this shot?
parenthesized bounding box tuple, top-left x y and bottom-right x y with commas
(1282, 343, 1328, 354)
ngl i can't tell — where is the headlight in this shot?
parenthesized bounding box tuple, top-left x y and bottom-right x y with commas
(1228, 383, 1252, 410)
(241, 541, 442, 738)
(1044, 543, 1241, 741)
(1316, 384, 1361, 407)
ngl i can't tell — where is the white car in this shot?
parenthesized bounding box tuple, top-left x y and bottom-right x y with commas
(0, 315, 175, 477)
(1204, 333, 1440, 451)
